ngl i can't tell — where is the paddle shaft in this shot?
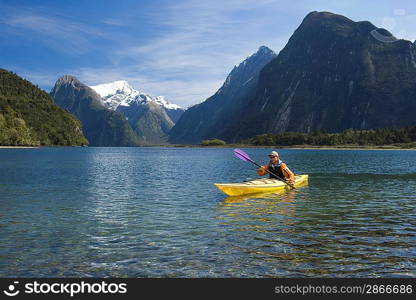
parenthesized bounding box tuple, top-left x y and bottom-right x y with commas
(248, 160, 294, 189)
(233, 148, 294, 189)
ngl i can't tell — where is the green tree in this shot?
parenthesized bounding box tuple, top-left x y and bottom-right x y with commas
(201, 139, 226, 146)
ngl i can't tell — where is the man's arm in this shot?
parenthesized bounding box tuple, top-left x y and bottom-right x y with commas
(281, 163, 295, 185)
(257, 165, 269, 176)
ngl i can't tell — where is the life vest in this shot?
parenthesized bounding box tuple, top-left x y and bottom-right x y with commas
(268, 161, 285, 179)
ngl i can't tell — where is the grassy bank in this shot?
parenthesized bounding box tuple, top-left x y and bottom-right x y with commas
(0, 146, 39, 149)
(1, 144, 415, 150)
(169, 142, 416, 150)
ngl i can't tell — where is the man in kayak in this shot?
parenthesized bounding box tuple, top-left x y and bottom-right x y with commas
(257, 151, 295, 187)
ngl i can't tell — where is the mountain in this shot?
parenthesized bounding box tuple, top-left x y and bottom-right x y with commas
(170, 12, 416, 143)
(230, 11, 416, 139)
(90, 80, 183, 144)
(153, 96, 184, 123)
(89, 80, 138, 110)
(50, 75, 141, 146)
(169, 46, 277, 144)
(89, 80, 184, 121)
(116, 96, 174, 144)
(0, 69, 87, 146)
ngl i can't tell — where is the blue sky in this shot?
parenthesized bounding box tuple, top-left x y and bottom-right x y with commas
(1, 0, 415, 107)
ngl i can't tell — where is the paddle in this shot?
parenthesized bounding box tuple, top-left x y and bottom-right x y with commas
(233, 148, 294, 189)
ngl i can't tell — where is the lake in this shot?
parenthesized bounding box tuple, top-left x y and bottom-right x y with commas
(0, 147, 415, 277)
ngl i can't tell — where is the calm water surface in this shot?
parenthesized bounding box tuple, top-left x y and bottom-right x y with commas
(0, 147, 415, 277)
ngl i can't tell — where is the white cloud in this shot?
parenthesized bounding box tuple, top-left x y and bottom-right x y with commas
(0, 5, 121, 55)
(4, 0, 416, 108)
(388, 13, 416, 41)
(70, 66, 224, 108)
(64, 1, 416, 108)
(94, 0, 293, 106)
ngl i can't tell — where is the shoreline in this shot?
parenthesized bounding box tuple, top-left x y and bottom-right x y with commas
(0, 146, 39, 149)
(1, 145, 415, 150)
(286, 146, 416, 151)
(168, 144, 416, 150)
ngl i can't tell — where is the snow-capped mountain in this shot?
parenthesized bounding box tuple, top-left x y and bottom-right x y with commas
(89, 80, 184, 119)
(50, 76, 141, 146)
(90, 80, 139, 110)
(89, 80, 184, 144)
(154, 96, 181, 110)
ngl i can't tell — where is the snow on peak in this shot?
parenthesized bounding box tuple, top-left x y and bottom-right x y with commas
(90, 80, 136, 98)
(89, 80, 182, 111)
(154, 96, 182, 110)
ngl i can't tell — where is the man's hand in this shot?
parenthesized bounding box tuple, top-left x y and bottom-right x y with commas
(257, 166, 267, 176)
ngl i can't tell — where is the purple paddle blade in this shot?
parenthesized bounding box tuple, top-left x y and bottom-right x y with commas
(233, 148, 254, 163)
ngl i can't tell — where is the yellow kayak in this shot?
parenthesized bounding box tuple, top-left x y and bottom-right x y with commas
(214, 174, 309, 196)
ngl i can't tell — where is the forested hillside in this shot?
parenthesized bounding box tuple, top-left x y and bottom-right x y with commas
(0, 69, 88, 146)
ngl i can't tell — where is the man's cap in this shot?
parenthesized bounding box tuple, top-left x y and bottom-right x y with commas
(268, 151, 279, 157)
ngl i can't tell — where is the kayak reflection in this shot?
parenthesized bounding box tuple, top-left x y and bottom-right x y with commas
(217, 187, 308, 235)
(216, 186, 310, 265)
(221, 179, 308, 204)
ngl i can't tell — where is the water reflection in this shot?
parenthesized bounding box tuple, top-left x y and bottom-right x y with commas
(218, 189, 299, 238)
(217, 188, 317, 276)
(219, 190, 297, 229)
(216, 179, 416, 277)
(74, 149, 147, 276)
(1, 148, 415, 277)
(218, 182, 309, 231)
